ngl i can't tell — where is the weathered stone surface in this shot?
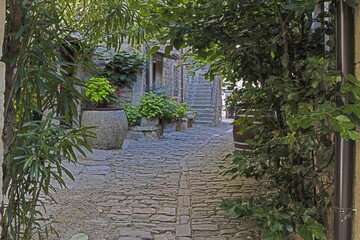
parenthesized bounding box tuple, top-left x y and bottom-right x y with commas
(150, 214, 176, 222)
(157, 207, 176, 216)
(140, 117, 160, 127)
(45, 122, 263, 239)
(154, 233, 175, 240)
(81, 109, 128, 149)
(176, 224, 191, 237)
(131, 126, 162, 139)
(192, 224, 219, 231)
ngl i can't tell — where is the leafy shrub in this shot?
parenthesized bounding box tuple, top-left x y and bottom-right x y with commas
(139, 92, 176, 124)
(123, 104, 141, 126)
(84, 77, 115, 106)
(104, 51, 145, 89)
(173, 103, 188, 120)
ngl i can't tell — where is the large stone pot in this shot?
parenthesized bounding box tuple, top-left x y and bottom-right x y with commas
(81, 108, 128, 150)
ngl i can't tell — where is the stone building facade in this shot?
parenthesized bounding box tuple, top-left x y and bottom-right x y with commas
(90, 44, 188, 106)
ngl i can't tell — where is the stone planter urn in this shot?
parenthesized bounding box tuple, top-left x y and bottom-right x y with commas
(176, 118, 188, 132)
(81, 108, 128, 149)
(187, 111, 195, 128)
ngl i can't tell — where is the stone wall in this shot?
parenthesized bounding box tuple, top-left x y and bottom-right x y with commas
(91, 45, 146, 105)
(0, 0, 5, 209)
(213, 76, 223, 126)
(90, 44, 187, 106)
(352, 8, 360, 239)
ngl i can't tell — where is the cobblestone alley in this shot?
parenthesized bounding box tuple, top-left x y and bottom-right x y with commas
(47, 122, 265, 240)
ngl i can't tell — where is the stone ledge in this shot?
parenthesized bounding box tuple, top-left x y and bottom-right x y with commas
(127, 126, 162, 140)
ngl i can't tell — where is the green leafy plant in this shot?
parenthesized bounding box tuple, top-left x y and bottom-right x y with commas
(173, 103, 188, 120)
(104, 51, 145, 89)
(224, 89, 242, 117)
(2, 0, 146, 238)
(4, 114, 94, 239)
(123, 104, 141, 126)
(140, 0, 356, 239)
(139, 91, 176, 124)
(84, 77, 115, 106)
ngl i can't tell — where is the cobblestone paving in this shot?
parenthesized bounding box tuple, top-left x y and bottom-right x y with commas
(46, 122, 265, 240)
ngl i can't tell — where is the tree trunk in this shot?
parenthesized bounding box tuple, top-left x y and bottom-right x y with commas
(1, 1, 23, 238)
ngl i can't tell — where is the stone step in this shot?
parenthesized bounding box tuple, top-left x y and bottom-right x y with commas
(189, 85, 213, 88)
(187, 99, 212, 102)
(188, 93, 211, 96)
(193, 112, 214, 117)
(187, 94, 212, 98)
(196, 106, 214, 113)
(187, 91, 212, 95)
(188, 105, 214, 109)
(189, 80, 212, 84)
(192, 83, 211, 87)
(187, 67, 217, 127)
(194, 113, 214, 118)
(187, 99, 213, 104)
(196, 115, 215, 120)
(187, 93, 212, 97)
(194, 119, 214, 126)
(188, 90, 212, 94)
(188, 88, 213, 92)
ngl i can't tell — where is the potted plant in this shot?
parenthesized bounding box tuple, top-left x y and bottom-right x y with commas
(84, 77, 115, 108)
(123, 103, 141, 128)
(81, 77, 128, 150)
(173, 103, 188, 131)
(138, 92, 175, 138)
(187, 108, 196, 128)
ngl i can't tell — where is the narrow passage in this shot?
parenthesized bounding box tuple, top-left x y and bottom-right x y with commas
(47, 123, 264, 240)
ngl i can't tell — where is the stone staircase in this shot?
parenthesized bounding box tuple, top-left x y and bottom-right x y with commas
(186, 68, 222, 126)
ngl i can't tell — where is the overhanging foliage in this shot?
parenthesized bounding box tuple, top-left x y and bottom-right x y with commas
(139, 0, 360, 239)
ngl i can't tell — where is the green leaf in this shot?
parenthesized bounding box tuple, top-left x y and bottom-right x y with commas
(345, 0, 360, 8)
(346, 73, 359, 84)
(70, 233, 89, 240)
(165, 45, 173, 56)
(270, 51, 275, 59)
(299, 118, 312, 129)
(298, 225, 313, 240)
(347, 130, 359, 140)
(281, 53, 289, 68)
(298, 218, 326, 240)
(173, 37, 183, 50)
(284, 3, 298, 10)
(307, 219, 326, 239)
(261, 230, 286, 240)
(148, 46, 160, 54)
(335, 115, 351, 123)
